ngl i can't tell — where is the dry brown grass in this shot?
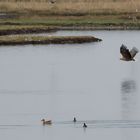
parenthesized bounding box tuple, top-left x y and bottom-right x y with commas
(0, 0, 140, 15)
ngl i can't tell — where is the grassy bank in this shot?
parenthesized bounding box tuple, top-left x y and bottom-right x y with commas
(0, 0, 139, 30)
(0, 15, 140, 34)
(0, 35, 102, 45)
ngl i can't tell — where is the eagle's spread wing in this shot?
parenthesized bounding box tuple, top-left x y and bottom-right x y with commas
(130, 47, 139, 58)
(120, 44, 132, 59)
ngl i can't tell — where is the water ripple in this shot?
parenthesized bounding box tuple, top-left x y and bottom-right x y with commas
(55, 120, 140, 128)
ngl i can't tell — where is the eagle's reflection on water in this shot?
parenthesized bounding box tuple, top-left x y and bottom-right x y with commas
(121, 79, 137, 119)
(121, 80, 136, 94)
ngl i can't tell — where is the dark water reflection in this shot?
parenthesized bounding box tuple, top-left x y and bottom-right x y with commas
(121, 79, 139, 140)
(121, 79, 137, 119)
(121, 80, 136, 93)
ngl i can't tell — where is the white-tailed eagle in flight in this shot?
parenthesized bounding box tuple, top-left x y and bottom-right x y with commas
(120, 44, 139, 61)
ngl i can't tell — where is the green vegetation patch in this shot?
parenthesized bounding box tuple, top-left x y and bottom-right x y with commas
(0, 15, 140, 27)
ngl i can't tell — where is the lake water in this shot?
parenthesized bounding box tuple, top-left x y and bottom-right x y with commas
(0, 30, 140, 140)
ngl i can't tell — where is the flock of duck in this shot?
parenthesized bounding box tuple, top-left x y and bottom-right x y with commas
(41, 117, 87, 128)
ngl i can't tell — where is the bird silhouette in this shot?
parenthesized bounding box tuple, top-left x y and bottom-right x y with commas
(83, 123, 87, 128)
(120, 44, 139, 61)
(73, 117, 76, 122)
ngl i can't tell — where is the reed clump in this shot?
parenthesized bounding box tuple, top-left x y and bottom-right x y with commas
(0, 0, 140, 15)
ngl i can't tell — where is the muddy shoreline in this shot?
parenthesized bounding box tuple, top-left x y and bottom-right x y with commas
(0, 28, 58, 36)
(59, 26, 140, 30)
(0, 25, 139, 36)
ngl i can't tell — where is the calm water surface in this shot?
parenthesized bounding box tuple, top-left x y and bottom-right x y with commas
(0, 30, 140, 140)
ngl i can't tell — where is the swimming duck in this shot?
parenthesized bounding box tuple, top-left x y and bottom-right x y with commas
(41, 119, 52, 125)
(83, 123, 87, 128)
(120, 44, 139, 61)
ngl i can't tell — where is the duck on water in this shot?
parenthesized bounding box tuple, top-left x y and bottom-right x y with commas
(41, 119, 52, 125)
(83, 123, 87, 128)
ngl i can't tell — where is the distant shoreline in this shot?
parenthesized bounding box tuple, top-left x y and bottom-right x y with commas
(58, 26, 140, 30)
(0, 26, 140, 36)
(0, 9, 139, 45)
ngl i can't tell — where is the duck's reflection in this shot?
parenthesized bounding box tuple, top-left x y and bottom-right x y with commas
(121, 79, 137, 119)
